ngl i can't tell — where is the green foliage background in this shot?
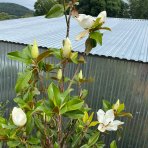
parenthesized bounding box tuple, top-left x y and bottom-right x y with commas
(34, 0, 148, 19)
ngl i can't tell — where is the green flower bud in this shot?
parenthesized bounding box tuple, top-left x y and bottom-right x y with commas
(62, 37, 72, 58)
(31, 40, 39, 58)
(78, 70, 83, 80)
(57, 69, 62, 80)
(113, 99, 120, 111)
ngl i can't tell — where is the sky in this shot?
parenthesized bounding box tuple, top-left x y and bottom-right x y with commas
(0, 0, 36, 10)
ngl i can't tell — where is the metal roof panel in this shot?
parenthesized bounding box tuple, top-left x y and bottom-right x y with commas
(0, 16, 148, 62)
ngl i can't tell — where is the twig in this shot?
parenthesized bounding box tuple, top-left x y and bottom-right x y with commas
(66, 8, 72, 38)
(63, 0, 68, 28)
(68, 63, 80, 89)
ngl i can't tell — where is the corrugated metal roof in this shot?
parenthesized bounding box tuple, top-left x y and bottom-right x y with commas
(0, 16, 148, 62)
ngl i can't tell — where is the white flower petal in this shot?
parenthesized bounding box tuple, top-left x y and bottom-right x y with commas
(106, 120, 124, 131)
(103, 109, 115, 125)
(97, 109, 105, 123)
(97, 11, 107, 23)
(98, 123, 106, 132)
(75, 14, 96, 29)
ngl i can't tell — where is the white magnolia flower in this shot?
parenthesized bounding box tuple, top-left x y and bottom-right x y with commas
(12, 107, 27, 127)
(97, 109, 124, 132)
(62, 37, 72, 58)
(97, 11, 107, 23)
(75, 11, 107, 29)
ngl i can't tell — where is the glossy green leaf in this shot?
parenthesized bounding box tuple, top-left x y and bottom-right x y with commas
(15, 71, 32, 93)
(80, 89, 88, 99)
(103, 100, 112, 111)
(7, 141, 20, 147)
(70, 52, 78, 64)
(51, 48, 62, 59)
(0, 117, 6, 124)
(117, 103, 125, 113)
(14, 98, 30, 109)
(85, 38, 97, 55)
(90, 32, 103, 45)
(54, 142, 59, 148)
(28, 137, 40, 145)
(46, 4, 64, 18)
(91, 17, 102, 29)
(26, 112, 34, 135)
(48, 83, 61, 107)
(118, 112, 133, 118)
(63, 110, 84, 119)
(89, 121, 99, 127)
(88, 132, 100, 146)
(110, 140, 117, 148)
(88, 112, 94, 123)
(34, 105, 52, 116)
(83, 111, 89, 123)
(72, 134, 81, 148)
(37, 50, 52, 63)
(80, 144, 89, 148)
(34, 116, 44, 133)
(7, 45, 32, 64)
(60, 99, 84, 114)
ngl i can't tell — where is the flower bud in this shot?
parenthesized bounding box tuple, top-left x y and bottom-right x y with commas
(57, 69, 62, 80)
(31, 40, 39, 58)
(78, 70, 83, 80)
(12, 107, 27, 127)
(97, 11, 107, 23)
(113, 99, 120, 111)
(62, 37, 72, 58)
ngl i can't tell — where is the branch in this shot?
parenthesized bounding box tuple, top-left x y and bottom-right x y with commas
(62, 0, 68, 28)
(67, 63, 80, 89)
(57, 115, 62, 148)
(66, 8, 72, 38)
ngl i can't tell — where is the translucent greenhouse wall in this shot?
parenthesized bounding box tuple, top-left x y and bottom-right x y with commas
(0, 41, 148, 148)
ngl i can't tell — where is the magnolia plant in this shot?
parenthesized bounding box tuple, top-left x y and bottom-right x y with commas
(0, 0, 132, 148)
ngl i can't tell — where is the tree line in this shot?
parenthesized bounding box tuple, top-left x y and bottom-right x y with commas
(0, 3, 33, 20)
(34, 0, 148, 19)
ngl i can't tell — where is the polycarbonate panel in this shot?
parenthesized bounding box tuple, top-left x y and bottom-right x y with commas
(0, 42, 148, 148)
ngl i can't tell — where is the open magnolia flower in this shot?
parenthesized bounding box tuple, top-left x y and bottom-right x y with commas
(75, 11, 107, 41)
(12, 107, 27, 127)
(97, 109, 124, 132)
(75, 11, 107, 29)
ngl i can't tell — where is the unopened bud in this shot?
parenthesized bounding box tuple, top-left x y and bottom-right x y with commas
(12, 107, 27, 127)
(97, 11, 107, 23)
(62, 37, 72, 58)
(113, 99, 120, 111)
(31, 40, 39, 58)
(78, 70, 83, 79)
(57, 69, 62, 80)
